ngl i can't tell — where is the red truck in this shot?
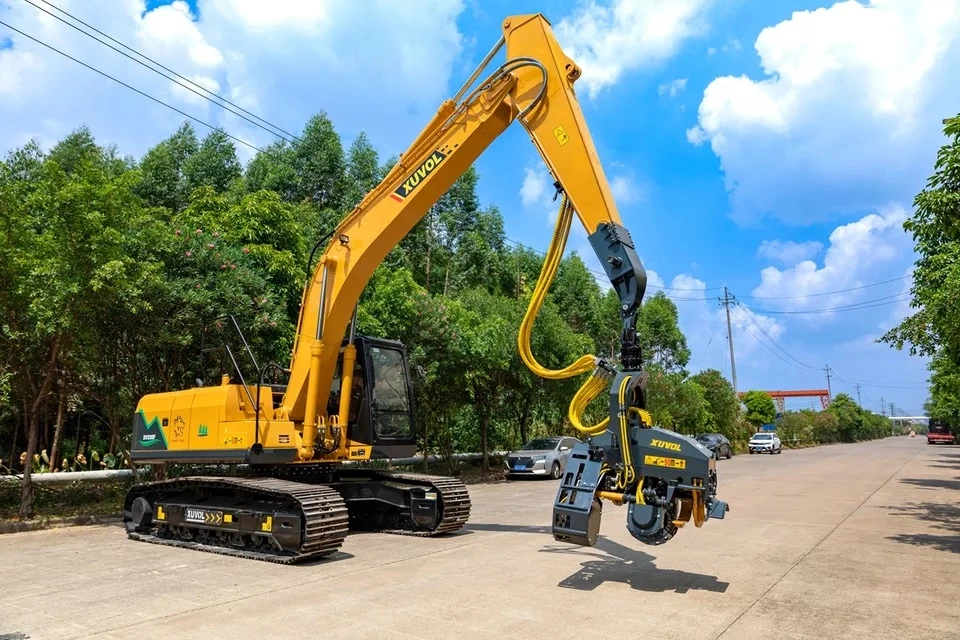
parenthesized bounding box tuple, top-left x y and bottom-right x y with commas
(927, 420, 955, 445)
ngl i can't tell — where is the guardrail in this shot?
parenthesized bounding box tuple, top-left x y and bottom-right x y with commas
(0, 451, 508, 485)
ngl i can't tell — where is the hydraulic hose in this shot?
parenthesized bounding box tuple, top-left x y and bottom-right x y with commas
(518, 193, 611, 436)
(617, 375, 636, 489)
(517, 194, 596, 379)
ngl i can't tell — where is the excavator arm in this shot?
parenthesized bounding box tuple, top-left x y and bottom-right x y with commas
(124, 13, 726, 559)
(275, 12, 728, 547)
(282, 14, 644, 444)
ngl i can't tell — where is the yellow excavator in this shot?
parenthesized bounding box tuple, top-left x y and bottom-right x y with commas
(123, 13, 728, 564)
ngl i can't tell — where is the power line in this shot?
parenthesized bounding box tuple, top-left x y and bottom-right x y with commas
(730, 308, 813, 372)
(831, 370, 927, 389)
(501, 237, 713, 298)
(0, 19, 270, 158)
(25, 0, 299, 142)
(733, 299, 817, 370)
(737, 275, 910, 300)
(695, 315, 723, 369)
(3, 14, 922, 321)
(747, 294, 910, 315)
(7, 15, 716, 304)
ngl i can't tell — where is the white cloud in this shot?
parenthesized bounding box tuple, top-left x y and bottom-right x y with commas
(756, 239, 824, 265)
(654, 274, 786, 371)
(170, 75, 222, 108)
(687, 0, 960, 224)
(0, 0, 466, 159)
(646, 270, 666, 290)
(555, 0, 713, 99)
(610, 174, 644, 204)
(203, 0, 331, 31)
(137, 2, 224, 69)
(706, 46, 716, 56)
(751, 206, 913, 314)
(658, 77, 687, 97)
(520, 166, 548, 207)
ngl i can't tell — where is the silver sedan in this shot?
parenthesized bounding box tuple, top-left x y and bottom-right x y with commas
(504, 436, 579, 479)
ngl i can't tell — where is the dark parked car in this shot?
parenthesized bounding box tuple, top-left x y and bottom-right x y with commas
(695, 433, 733, 459)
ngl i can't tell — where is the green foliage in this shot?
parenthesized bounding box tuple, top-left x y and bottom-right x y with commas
(741, 390, 776, 430)
(646, 364, 709, 435)
(689, 368, 742, 437)
(880, 114, 959, 430)
(0, 112, 906, 521)
(826, 393, 860, 441)
(639, 292, 690, 372)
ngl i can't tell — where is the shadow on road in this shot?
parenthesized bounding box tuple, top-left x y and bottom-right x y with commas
(467, 522, 729, 594)
(886, 502, 960, 554)
(930, 451, 960, 470)
(898, 477, 960, 491)
(295, 550, 356, 567)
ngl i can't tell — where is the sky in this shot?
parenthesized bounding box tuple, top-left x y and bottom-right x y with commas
(2, 0, 956, 415)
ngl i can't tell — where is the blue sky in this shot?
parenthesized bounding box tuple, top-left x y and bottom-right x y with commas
(3, 0, 956, 414)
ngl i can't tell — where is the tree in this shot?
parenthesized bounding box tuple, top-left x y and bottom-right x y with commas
(457, 289, 516, 471)
(741, 390, 775, 431)
(690, 369, 740, 437)
(826, 393, 861, 442)
(183, 129, 241, 195)
(244, 140, 298, 201)
(0, 129, 159, 516)
(135, 122, 199, 212)
(551, 254, 601, 335)
(594, 288, 623, 359)
(343, 132, 380, 210)
(638, 292, 690, 372)
(881, 115, 960, 357)
(292, 112, 346, 210)
(645, 365, 709, 435)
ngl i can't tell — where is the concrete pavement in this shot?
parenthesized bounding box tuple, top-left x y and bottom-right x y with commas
(1, 437, 958, 640)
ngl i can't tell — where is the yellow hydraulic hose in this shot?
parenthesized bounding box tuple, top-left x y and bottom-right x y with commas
(519, 193, 611, 436)
(517, 194, 596, 379)
(617, 375, 636, 489)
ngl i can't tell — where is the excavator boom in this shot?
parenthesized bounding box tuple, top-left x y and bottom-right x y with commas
(123, 13, 727, 564)
(282, 14, 644, 439)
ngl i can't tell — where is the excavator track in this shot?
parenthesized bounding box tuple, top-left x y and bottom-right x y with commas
(247, 465, 473, 537)
(350, 470, 471, 536)
(123, 476, 349, 565)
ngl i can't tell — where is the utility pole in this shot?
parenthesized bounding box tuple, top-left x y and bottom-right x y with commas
(824, 365, 833, 400)
(881, 396, 886, 416)
(721, 286, 738, 393)
(855, 383, 862, 410)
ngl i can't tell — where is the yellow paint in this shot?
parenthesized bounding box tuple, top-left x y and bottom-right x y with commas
(156, 505, 165, 521)
(224, 513, 233, 524)
(262, 516, 273, 532)
(553, 125, 570, 146)
(644, 455, 687, 470)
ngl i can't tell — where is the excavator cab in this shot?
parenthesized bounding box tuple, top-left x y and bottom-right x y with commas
(326, 336, 418, 460)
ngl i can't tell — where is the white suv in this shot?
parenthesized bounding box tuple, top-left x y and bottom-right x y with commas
(748, 432, 782, 454)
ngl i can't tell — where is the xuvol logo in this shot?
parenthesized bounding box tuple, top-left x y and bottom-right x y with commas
(197, 424, 209, 437)
(650, 438, 682, 452)
(390, 149, 447, 201)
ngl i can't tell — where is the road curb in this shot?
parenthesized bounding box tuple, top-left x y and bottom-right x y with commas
(0, 514, 121, 535)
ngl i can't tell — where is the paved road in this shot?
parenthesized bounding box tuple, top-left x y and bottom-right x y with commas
(1, 437, 958, 640)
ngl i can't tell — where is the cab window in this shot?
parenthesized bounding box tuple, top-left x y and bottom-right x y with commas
(369, 347, 412, 439)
